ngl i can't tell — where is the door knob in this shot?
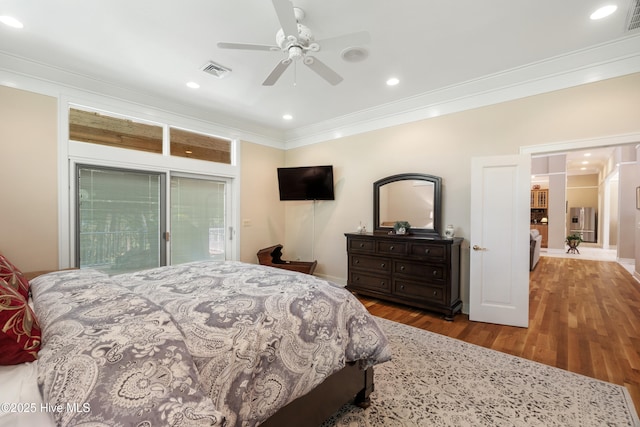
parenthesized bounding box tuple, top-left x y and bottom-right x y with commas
(472, 245, 487, 251)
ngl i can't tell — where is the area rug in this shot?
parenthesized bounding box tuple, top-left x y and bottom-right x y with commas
(322, 317, 640, 426)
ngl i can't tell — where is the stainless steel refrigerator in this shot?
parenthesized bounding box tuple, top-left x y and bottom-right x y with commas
(568, 207, 597, 243)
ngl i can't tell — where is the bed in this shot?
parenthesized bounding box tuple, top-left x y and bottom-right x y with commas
(0, 259, 391, 427)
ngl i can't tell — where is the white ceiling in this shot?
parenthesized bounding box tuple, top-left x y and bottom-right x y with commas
(1, 0, 639, 149)
(565, 147, 616, 175)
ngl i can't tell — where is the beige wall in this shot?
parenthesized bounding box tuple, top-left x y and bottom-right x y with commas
(567, 175, 599, 209)
(0, 86, 58, 272)
(618, 162, 638, 259)
(239, 141, 286, 263)
(284, 73, 640, 306)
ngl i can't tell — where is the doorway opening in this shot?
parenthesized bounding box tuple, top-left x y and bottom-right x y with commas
(524, 135, 639, 275)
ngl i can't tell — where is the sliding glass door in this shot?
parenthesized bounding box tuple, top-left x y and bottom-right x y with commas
(76, 165, 229, 274)
(170, 175, 227, 264)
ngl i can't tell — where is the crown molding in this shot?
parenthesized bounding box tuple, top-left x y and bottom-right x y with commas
(283, 34, 640, 149)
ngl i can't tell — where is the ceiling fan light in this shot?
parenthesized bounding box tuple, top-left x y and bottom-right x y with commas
(289, 46, 303, 60)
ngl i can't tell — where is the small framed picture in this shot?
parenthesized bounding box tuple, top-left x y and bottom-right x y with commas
(637, 187, 640, 210)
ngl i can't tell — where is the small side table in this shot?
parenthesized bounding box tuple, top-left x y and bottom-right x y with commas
(566, 241, 580, 254)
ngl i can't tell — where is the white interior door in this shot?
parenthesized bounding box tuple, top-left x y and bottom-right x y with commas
(469, 154, 530, 327)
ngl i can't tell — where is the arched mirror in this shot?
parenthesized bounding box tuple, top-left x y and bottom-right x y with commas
(374, 173, 441, 237)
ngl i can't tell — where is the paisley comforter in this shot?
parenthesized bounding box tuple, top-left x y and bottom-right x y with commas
(30, 261, 391, 426)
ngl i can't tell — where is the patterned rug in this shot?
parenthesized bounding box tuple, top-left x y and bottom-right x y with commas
(323, 317, 640, 426)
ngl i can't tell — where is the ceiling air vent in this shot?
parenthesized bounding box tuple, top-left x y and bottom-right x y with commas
(201, 61, 231, 78)
(627, 0, 640, 31)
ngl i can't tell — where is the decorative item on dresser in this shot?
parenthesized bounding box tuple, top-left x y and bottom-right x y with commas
(345, 233, 463, 320)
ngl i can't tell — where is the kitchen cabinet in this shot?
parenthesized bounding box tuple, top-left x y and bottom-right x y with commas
(531, 189, 548, 208)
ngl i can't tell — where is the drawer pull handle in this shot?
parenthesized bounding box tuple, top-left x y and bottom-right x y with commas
(355, 277, 360, 281)
(380, 281, 385, 287)
(425, 248, 430, 254)
(432, 270, 438, 276)
(380, 263, 386, 268)
(355, 259, 360, 264)
(390, 245, 394, 251)
(400, 265, 405, 271)
(433, 291, 438, 296)
(400, 285, 405, 290)
(359, 243, 365, 248)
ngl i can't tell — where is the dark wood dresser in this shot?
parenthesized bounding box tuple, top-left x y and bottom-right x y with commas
(345, 232, 463, 320)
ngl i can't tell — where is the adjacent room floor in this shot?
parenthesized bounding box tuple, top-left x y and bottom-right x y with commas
(541, 244, 636, 277)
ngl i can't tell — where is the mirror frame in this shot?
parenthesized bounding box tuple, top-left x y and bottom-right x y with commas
(373, 173, 442, 237)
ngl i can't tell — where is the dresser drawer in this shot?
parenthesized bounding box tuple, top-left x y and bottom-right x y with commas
(393, 261, 445, 282)
(349, 271, 391, 293)
(348, 238, 375, 253)
(393, 279, 446, 304)
(349, 254, 391, 273)
(408, 243, 446, 261)
(376, 240, 407, 256)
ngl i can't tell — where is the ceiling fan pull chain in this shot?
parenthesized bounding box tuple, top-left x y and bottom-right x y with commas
(293, 61, 297, 86)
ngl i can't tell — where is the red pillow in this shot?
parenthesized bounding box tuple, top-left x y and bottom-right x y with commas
(0, 253, 30, 299)
(0, 279, 41, 365)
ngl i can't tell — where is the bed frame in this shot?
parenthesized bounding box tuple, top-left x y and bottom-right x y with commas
(260, 362, 374, 427)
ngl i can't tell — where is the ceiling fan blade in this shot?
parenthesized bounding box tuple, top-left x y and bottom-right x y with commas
(271, 0, 298, 38)
(304, 56, 343, 86)
(217, 42, 278, 51)
(262, 59, 292, 86)
(315, 31, 371, 52)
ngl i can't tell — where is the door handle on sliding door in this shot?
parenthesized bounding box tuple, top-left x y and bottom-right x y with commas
(472, 245, 487, 251)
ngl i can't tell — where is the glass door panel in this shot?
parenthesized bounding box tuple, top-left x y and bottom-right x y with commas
(77, 166, 164, 274)
(170, 176, 226, 264)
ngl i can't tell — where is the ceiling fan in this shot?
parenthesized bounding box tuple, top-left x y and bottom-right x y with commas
(217, 0, 370, 86)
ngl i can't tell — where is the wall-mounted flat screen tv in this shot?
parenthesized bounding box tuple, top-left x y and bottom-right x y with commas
(277, 165, 335, 201)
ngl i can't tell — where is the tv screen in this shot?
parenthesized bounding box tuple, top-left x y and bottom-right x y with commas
(277, 166, 335, 201)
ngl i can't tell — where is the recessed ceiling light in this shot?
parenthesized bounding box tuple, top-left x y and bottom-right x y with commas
(590, 5, 617, 20)
(584, 153, 592, 157)
(0, 15, 24, 28)
(582, 161, 589, 164)
(186, 81, 200, 89)
(283, 114, 293, 120)
(386, 77, 399, 86)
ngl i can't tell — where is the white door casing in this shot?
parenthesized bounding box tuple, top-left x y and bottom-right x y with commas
(469, 154, 530, 327)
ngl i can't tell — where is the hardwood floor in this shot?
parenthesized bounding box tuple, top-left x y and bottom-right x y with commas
(357, 255, 640, 415)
